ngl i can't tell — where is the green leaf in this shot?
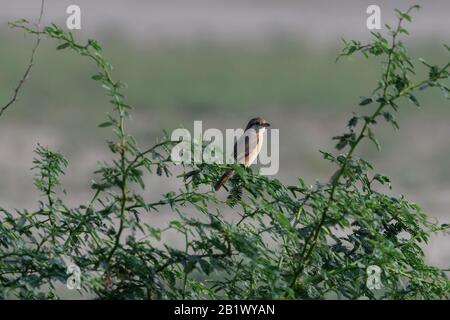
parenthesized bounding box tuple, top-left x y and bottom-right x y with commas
(407, 94, 420, 107)
(91, 74, 104, 81)
(399, 27, 409, 35)
(56, 43, 70, 50)
(367, 128, 381, 151)
(359, 97, 373, 106)
(98, 121, 113, 128)
(276, 212, 291, 230)
(395, 9, 411, 22)
(199, 259, 212, 275)
(348, 116, 359, 128)
(14, 19, 28, 24)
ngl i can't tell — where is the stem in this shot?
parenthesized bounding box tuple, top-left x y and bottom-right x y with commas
(105, 106, 128, 266)
(182, 231, 189, 299)
(46, 165, 56, 243)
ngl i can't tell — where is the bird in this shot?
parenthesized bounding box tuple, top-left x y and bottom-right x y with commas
(214, 117, 270, 191)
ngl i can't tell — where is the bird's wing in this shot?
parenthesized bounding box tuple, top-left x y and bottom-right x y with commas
(234, 129, 259, 166)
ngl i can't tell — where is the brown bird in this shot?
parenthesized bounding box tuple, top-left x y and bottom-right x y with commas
(214, 117, 270, 191)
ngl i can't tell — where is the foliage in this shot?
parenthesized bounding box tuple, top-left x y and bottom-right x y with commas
(1, 5, 449, 299)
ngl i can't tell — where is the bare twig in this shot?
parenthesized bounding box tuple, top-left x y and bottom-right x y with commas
(0, 0, 45, 119)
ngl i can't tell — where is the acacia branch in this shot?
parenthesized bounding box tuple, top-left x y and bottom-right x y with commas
(289, 5, 421, 291)
(0, 0, 45, 119)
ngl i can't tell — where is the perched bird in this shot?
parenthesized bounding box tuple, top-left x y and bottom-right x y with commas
(214, 117, 270, 191)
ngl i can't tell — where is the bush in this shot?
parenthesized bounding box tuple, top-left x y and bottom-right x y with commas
(1, 5, 449, 299)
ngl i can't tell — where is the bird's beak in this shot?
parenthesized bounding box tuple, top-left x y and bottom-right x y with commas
(263, 122, 270, 127)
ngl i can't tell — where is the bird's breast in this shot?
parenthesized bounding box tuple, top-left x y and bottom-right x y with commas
(242, 130, 264, 167)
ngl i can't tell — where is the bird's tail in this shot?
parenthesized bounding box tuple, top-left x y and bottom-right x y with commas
(214, 169, 233, 191)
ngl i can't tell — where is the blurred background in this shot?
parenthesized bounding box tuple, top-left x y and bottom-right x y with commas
(0, 0, 449, 269)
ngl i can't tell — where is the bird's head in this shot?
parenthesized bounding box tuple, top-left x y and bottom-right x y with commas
(245, 117, 270, 131)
